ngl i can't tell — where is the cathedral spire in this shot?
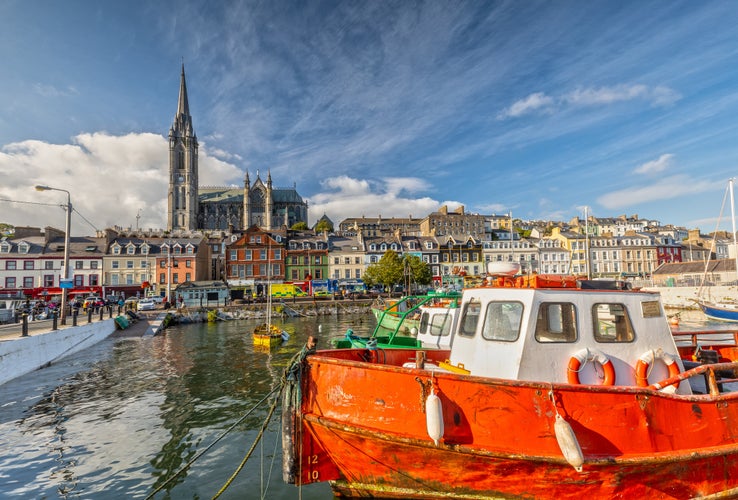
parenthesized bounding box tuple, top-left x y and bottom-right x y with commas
(177, 63, 190, 118)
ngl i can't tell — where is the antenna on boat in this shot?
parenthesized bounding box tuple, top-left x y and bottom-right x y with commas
(731, 178, 738, 285)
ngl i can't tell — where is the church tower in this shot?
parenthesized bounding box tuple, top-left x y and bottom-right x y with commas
(167, 64, 199, 231)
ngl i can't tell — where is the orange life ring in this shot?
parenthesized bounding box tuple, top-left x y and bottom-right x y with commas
(567, 348, 616, 386)
(635, 350, 681, 389)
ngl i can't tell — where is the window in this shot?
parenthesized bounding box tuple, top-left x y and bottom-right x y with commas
(127, 246, 135, 255)
(90, 261, 98, 269)
(5, 277, 16, 288)
(112, 246, 121, 255)
(111, 275, 119, 285)
(6, 261, 16, 270)
(76, 261, 83, 269)
(127, 261, 134, 269)
(89, 275, 99, 286)
(112, 261, 119, 269)
(420, 310, 455, 338)
(186, 260, 191, 268)
(535, 303, 578, 342)
(126, 274, 134, 285)
(23, 277, 34, 288)
(185, 273, 191, 281)
(159, 273, 165, 284)
(274, 249, 281, 260)
(173, 274, 179, 284)
(140, 261, 147, 268)
(24, 261, 34, 270)
(481, 302, 523, 341)
(74, 275, 84, 287)
(43, 275, 54, 287)
(458, 300, 481, 337)
(45, 261, 54, 270)
(593, 303, 635, 342)
(260, 249, 267, 260)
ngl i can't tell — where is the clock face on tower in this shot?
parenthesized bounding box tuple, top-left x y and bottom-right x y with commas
(178, 175, 184, 183)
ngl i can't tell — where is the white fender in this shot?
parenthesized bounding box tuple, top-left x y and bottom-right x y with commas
(425, 388, 444, 446)
(554, 414, 584, 472)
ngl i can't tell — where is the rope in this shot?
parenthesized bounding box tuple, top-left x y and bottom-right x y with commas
(212, 386, 282, 499)
(143, 385, 282, 500)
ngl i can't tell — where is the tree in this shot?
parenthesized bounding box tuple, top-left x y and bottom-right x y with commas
(290, 221, 308, 230)
(402, 254, 432, 291)
(363, 250, 404, 291)
(314, 219, 333, 233)
(0, 223, 14, 237)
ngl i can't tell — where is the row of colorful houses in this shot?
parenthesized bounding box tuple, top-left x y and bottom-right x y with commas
(0, 216, 723, 303)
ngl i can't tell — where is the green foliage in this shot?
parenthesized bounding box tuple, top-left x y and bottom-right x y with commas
(314, 219, 333, 233)
(291, 222, 309, 230)
(403, 254, 432, 287)
(0, 223, 14, 236)
(363, 250, 404, 290)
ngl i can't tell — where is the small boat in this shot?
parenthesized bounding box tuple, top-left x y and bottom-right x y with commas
(333, 291, 461, 349)
(371, 295, 421, 333)
(252, 323, 289, 347)
(697, 178, 738, 322)
(282, 264, 738, 498)
(699, 300, 738, 322)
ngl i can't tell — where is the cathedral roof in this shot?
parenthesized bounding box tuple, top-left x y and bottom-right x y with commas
(197, 186, 305, 204)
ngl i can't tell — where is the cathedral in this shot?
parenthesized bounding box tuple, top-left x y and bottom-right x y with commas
(167, 65, 309, 232)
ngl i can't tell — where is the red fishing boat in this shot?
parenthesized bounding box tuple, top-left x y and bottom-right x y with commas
(282, 264, 738, 499)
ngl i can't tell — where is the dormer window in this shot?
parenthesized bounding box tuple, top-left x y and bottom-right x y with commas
(380, 244, 387, 251)
(126, 245, 136, 255)
(290, 242, 297, 250)
(18, 242, 29, 254)
(0, 242, 9, 253)
(369, 244, 376, 251)
(112, 245, 121, 255)
(141, 245, 149, 255)
(185, 244, 194, 254)
(425, 242, 433, 250)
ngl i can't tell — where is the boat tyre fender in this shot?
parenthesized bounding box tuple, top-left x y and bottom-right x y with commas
(635, 350, 680, 389)
(567, 348, 616, 386)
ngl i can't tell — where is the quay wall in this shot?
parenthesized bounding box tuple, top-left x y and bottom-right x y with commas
(642, 285, 737, 310)
(0, 319, 116, 386)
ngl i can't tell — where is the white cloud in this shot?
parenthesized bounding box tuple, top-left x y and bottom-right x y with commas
(634, 153, 674, 175)
(308, 175, 440, 225)
(499, 84, 681, 120)
(497, 92, 555, 119)
(0, 133, 242, 233)
(597, 175, 717, 209)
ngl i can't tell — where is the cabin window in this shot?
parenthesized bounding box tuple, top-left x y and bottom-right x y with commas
(458, 300, 482, 337)
(592, 303, 635, 342)
(535, 302, 578, 342)
(419, 311, 455, 337)
(481, 302, 523, 341)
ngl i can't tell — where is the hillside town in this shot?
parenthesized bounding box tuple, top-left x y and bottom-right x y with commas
(0, 206, 733, 305)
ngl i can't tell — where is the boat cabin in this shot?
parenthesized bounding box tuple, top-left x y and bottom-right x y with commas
(445, 273, 691, 394)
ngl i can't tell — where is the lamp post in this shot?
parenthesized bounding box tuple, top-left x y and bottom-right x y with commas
(35, 185, 71, 325)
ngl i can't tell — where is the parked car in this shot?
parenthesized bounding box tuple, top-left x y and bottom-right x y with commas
(147, 295, 164, 304)
(137, 298, 156, 311)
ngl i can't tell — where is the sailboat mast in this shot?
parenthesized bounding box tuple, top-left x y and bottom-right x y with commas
(730, 178, 738, 283)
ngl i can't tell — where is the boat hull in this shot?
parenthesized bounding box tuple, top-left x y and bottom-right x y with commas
(284, 348, 738, 499)
(699, 301, 738, 322)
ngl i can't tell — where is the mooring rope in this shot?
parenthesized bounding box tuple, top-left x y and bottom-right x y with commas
(143, 385, 282, 500)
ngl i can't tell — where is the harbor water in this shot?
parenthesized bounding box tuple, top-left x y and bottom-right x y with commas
(0, 313, 378, 499)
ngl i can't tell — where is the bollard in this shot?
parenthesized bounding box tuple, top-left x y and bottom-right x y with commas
(72, 309, 78, 327)
(99, 307, 104, 321)
(52, 311, 58, 331)
(109, 306, 113, 319)
(21, 312, 28, 337)
(88, 308, 93, 324)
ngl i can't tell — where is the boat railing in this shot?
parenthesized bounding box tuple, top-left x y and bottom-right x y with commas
(672, 329, 738, 346)
(649, 360, 738, 396)
(373, 293, 460, 341)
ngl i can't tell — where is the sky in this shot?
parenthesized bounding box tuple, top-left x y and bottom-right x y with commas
(2, 0, 738, 236)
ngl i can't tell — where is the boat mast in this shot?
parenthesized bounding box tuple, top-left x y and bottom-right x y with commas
(728, 177, 738, 286)
(585, 206, 591, 280)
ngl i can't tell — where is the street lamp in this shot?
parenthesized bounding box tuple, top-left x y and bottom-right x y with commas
(35, 185, 71, 325)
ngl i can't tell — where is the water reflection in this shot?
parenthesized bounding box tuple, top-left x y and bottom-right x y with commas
(0, 314, 369, 499)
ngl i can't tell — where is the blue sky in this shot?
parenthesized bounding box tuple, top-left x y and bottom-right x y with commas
(2, 0, 738, 235)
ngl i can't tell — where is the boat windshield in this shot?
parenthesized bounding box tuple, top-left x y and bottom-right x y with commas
(481, 302, 523, 342)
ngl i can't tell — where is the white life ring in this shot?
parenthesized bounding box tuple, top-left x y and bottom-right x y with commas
(635, 350, 680, 389)
(567, 348, 616, 386)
